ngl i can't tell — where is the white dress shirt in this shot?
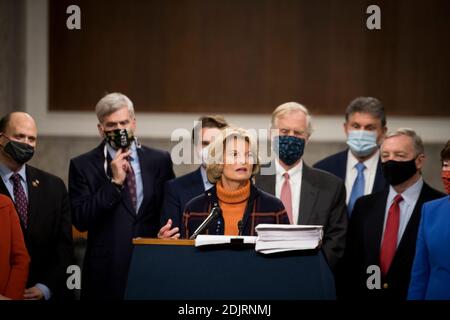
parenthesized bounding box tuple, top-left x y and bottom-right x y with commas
(200, 165, 214, 191)
(345, 149, 380, 204)
(275, 159, 303, 224)
(382, 177, 424, 247)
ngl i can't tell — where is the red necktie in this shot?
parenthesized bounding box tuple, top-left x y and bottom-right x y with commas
(380, 194, 403, 276)
(280, 172, 293, 224)
(10, 173, 29, 228)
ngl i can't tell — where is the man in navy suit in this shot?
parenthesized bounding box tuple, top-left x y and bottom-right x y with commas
(314, 97, 388, 215)
(0, 112, 73, 301)
(343, 129, 444, 300)
(69, 93, 175, 299)
(158, 115, 228, 238)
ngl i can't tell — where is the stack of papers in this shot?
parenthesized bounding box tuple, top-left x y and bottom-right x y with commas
(255, 224, 323, 254)
(195, 235, 257, 247)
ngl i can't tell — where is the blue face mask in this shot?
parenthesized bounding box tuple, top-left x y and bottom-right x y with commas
(346, 130, 378, 157)
(273, 135, 305, 166)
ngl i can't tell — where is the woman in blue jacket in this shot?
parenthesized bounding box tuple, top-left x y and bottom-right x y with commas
(408, 140, 450, 300)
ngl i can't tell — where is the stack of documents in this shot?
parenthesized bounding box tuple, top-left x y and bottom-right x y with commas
(195, 235, 257, 247)
(255, 224, 323, 254)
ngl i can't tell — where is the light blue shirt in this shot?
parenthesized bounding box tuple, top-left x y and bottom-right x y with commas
(0, 162, 28, 200)
(0, 162, 51, 300)
(382, 177, 424, 247)
(200, 166, 214, 191)
(106, 142, 144, 212)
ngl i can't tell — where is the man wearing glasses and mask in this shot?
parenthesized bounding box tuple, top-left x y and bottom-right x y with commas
(69, 93, 175, 300)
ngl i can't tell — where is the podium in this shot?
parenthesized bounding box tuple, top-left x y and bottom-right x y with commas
(125, 239, 336, 300)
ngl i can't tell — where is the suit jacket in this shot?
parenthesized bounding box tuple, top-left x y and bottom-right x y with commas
(182, 183, 290, 238)
(408, 195, 450, 300)
(0, 165, 74, 300)
(343, 182, 445, 300)
(255, 163, 348, 270)
(69, 142, 175, 300)
(0, 194, 30, 299)
(313, 149, 387, 194)
(160, 167, 205, 232)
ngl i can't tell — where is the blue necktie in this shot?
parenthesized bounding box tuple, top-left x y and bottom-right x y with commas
(348, 162, 366, 216)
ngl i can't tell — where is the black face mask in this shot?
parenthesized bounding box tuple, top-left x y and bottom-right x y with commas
(2, 140, 35, 165)
(104, 128, 134, 150)
(382, 158, 418, 186)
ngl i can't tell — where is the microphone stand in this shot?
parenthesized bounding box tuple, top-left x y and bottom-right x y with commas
(189, 206, 222, 240)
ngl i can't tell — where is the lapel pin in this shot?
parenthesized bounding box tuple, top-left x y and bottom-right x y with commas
(32, 179, 39, 187)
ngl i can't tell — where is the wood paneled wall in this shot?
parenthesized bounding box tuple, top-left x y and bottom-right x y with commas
(49, 0, 450, 116)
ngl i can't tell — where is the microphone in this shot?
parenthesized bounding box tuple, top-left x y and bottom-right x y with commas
(238, 220, 243, 236)
(189, 206, 222, 240)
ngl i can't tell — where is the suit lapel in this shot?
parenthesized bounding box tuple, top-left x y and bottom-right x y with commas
(298, 165, 318, 224)
(372, 159, 386, 193)
(365, 189, 389, 264)
(191, 168, 206, 196)
(136, 147, 154, 217)
(255, 174, 275, 196)
(337, 150, 348, 181)
(25, 165, 41, 238)
(92, 142, 112, 181)
(393, 183, 429, 266)
(99, 143, 137, 217)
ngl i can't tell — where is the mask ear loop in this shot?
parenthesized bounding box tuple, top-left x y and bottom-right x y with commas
(134, 136, 141, 149)
(103, 144, 110, 179)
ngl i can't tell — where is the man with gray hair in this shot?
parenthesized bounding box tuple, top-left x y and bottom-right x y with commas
(314, 97, 388, 216)
(343, 128, 444, 300)
(255, 102, 348, 271)
(69, 92, 175, 299)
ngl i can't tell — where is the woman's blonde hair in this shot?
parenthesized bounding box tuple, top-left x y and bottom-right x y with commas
(206, 127, 260, 184)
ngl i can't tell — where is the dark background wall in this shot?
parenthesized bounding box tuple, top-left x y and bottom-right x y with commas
(49, 0, 450, 115)
(0, 0, 25, 116)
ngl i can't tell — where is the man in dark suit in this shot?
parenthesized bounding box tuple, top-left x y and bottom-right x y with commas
(0, 112, 74, 300)
(255, 102, 348, 271)
(314, 97, 388, 216)
(159, 115, 228, 238)
(69, 93, 175, 300)
(343, 128, 444, 300)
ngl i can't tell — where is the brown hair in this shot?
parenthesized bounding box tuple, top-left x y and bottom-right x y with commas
(191, 115, 228, 145)
(441, 140, 450, 163)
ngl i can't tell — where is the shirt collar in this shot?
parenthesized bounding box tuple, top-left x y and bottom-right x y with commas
(106, 141, 138, 162)
(200, 166, 210, 185)
(0, 162, 27, 184)
(347, 149, 380, 170)
(275, 158, 303, 181)
(387, 176, 424, 206)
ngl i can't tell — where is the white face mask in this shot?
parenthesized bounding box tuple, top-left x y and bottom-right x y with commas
(346, 130, 378, 157)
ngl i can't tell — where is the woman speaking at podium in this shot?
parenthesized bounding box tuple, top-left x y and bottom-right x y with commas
(158, 127, 289, 239)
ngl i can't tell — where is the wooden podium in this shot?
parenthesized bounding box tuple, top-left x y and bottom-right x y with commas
(125, 238, 336, 300)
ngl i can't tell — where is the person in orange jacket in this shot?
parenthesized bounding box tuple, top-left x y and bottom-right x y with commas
(0, 194, 30, 300)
